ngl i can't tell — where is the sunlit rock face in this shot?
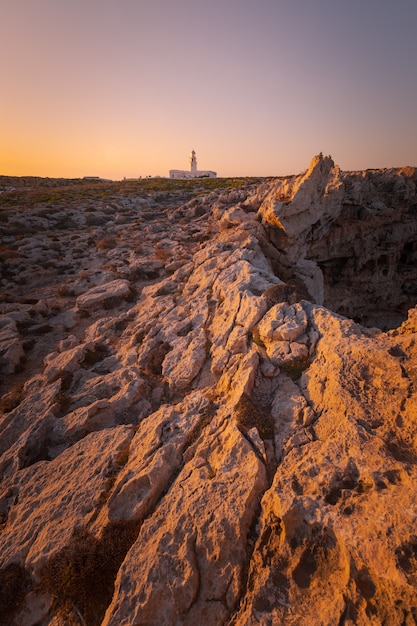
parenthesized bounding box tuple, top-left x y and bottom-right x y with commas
(258, 155, 417, 329)
(0, 162, 417, 626)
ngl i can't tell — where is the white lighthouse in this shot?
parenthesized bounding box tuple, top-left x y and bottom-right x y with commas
(169, 151, 216, 179)
(190, 150, 197, 174)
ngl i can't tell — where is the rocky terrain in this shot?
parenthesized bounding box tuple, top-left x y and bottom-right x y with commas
(0, 155, 417, 625)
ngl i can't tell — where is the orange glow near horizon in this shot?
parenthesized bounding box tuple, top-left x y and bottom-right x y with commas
(2, 1, 417, 180)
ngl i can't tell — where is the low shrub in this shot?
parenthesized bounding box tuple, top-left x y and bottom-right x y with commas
(96, 237, 117, 250)
(0, 382, 24, 413)
(39, 522, 139, 625)
(235, 393, 274, 440)
(0, 564, 31, 624)
(280, 355, 310, 380)
(56, 283, 75, 297)
(251, 326, 266, 348)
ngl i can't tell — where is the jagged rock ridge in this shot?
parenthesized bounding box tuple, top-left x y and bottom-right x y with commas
(0, 157, 417, 625)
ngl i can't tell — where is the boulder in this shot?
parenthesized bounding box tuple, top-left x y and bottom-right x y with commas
(76, 279, 130, 309)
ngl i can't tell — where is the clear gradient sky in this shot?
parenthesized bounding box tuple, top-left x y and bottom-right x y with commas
(2, 0, 417, 179)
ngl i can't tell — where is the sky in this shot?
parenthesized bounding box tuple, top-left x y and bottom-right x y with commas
(2, 0, 417, 179)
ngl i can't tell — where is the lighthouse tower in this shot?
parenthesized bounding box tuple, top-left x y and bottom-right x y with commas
(169, 151, 216, 179)
(190, 150, 197, 174)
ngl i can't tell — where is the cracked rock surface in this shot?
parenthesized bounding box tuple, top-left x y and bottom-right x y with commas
(1, 160, 417, 625)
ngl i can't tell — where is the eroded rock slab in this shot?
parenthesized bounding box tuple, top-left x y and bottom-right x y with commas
(104, 415, 267, 626)
(0, 426, 133, 572)
(76, 279, 131, 310)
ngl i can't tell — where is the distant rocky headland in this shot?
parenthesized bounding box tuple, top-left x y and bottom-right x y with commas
(1, 155, 417, 625)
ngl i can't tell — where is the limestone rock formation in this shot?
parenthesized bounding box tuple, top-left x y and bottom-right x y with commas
(1, 161, 417, 625)
(258, 154, 417, 328)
